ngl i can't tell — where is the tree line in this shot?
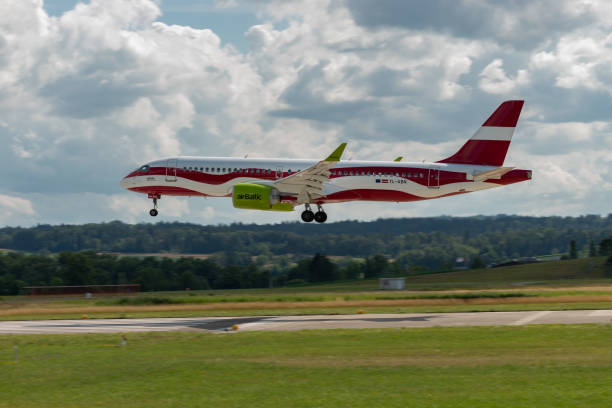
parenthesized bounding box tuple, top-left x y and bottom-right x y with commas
(0, 250, 420, 295)
(2, 231, 612, 296)
(0, 215, 611, 269)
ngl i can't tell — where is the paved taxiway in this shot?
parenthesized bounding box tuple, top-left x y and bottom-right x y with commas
(1, 310, 612, 334)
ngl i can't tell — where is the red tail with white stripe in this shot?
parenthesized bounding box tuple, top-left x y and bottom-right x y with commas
(438, 100, 524, 166)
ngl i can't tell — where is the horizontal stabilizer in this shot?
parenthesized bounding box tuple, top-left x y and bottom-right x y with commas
(472, 167, 514, 181)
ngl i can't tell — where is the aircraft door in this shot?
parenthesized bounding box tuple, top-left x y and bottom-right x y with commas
(166, 159, 177, 182)
(428, 167, 440, 189)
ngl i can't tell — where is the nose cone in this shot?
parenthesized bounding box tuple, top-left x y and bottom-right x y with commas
(120, 176, 129, 190)
(120, 173, 135, 190)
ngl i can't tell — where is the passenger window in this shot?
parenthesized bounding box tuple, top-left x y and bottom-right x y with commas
(420, 173, 424, 178)
(343, 171, 348, 175)
(205, 167, 209, 172)
(395, 172, 399, 177)
(217, 168, 220, 172)
(401, 173, 405, 177)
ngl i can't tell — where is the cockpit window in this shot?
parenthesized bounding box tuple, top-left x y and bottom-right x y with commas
(138, 165, 150, 172)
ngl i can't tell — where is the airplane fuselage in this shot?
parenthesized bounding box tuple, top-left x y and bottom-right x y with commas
(121, 156, 531, 203)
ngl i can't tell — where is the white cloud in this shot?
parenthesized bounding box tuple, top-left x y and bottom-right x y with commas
(531, 32, 612, 91)
(0, 0, 609, 227)
(479, 59, 529, 94)
(0, 194, 36, 220)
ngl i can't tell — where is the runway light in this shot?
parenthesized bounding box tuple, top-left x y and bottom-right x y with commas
(232, 325, 239, 331)
(357, 310, 365, 314)
(81, 314, 88, 319)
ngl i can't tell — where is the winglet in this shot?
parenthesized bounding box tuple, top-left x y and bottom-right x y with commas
(394, 156, 403, 162)
(325, 143, 347, 162)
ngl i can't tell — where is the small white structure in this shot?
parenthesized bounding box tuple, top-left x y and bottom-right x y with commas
(379, 277, 405, 290)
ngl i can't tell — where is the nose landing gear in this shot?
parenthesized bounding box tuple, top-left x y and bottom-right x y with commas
(148, 194, 160, 217)
(301, 204, 327, 223)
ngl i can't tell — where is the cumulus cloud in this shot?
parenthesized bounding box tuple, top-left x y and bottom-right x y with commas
(531, 33, 612, 91)
(479, 59, 529, 94)
(0, 0, 609, 227)
(0, 194, 36, 220)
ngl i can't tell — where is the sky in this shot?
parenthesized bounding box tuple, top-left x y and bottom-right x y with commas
(0, 0, 610, 227)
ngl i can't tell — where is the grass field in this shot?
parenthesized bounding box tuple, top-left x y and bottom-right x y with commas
(1, 325, 611, 407)
(1, 257, 611, 320)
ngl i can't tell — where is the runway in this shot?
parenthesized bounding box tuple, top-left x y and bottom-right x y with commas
(1, 309, 612, 334)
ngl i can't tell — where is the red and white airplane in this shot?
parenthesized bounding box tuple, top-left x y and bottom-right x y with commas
(121, 100, 531, 223)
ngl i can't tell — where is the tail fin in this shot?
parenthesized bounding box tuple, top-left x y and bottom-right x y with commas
(438, 100, 524, 167)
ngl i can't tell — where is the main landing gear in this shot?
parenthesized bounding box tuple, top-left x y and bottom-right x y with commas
(301, 204, 327, 223)
(148, 194, 160, 217)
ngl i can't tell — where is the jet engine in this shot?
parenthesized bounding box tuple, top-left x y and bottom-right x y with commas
(232, 183, 293, 211)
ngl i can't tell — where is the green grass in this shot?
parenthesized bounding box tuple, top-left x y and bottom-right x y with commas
(93, 291, 531, 306)
(1, 325, 612, 407)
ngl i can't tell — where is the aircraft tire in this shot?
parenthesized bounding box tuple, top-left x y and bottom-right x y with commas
(149, 209, 158, 217)
(314, 211, 327, 223)
(301, 210, 315, 222)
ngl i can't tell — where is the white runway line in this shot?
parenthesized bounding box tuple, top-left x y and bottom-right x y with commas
(510, 310, 553, 326)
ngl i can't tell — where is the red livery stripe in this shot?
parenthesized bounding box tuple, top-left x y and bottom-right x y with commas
(127, 186, 211, 196)
(317, 189, 467, 203)
(438, 139, 511, 167)
(482, 100, 524, 127)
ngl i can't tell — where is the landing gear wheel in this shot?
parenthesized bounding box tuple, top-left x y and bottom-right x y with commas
(148, 194, 160, 217)
(301, 210, 315, 223)
(314, 211, 327, 223)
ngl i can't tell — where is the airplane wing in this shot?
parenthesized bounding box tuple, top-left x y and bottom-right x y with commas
(272, 143, 347, 204)
(472, 167, 514, 181)
(394, 156, 403, 162)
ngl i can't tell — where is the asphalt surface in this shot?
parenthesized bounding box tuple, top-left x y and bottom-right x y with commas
(1, 309, 612, 334)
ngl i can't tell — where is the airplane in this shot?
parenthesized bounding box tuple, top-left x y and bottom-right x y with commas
(120, 100, 531, 223)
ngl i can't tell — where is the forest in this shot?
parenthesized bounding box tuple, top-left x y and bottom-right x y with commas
(1, 214, 612, 295)
(0, 251, 408, 295)
(0, 215, 610, 269)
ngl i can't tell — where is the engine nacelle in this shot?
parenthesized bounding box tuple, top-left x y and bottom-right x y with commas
(232, 183, 293, 211)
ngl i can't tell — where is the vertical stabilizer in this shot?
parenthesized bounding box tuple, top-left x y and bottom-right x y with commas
(438, 100, 524, 166)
